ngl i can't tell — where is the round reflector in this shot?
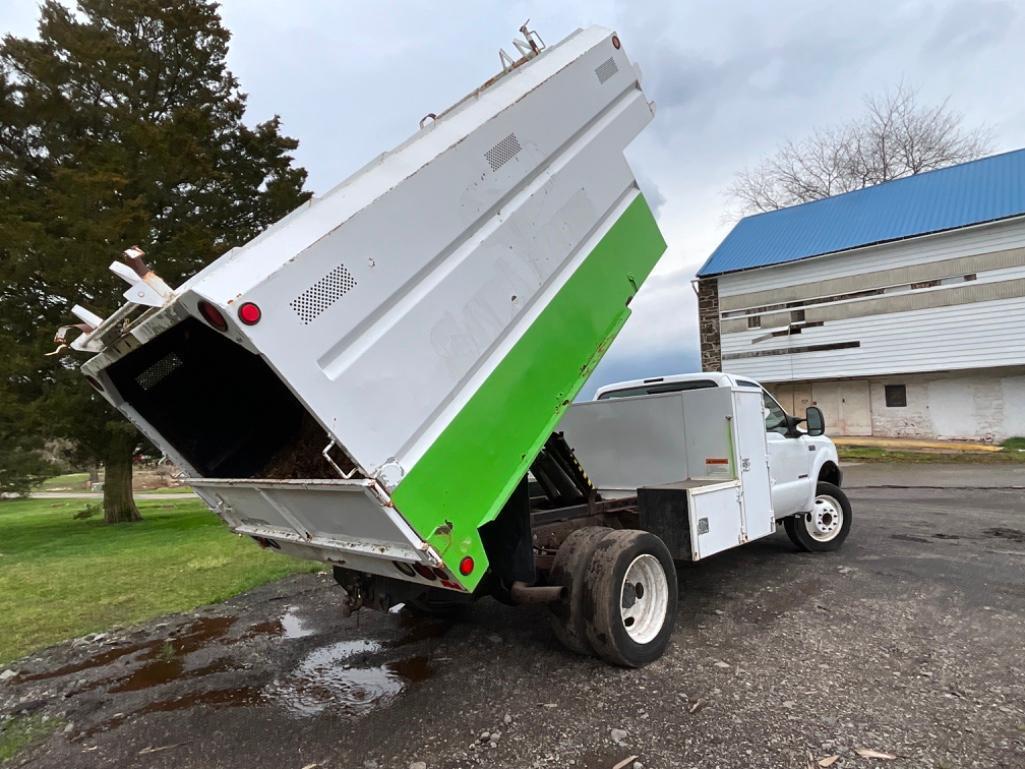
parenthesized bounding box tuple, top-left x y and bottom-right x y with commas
(197, 300, 227, 332)
(238, 302, 262, 325)
(459, 556, 474, 576)
(611, 34, 621, 49)
(413, 563, 437, 581)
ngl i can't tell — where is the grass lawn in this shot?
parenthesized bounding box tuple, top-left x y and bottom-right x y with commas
(1002, 437, 1025, 452)
(838, 446, 1025, 464)
(0, 497, 323, 665)
(34, 472, 90, 491)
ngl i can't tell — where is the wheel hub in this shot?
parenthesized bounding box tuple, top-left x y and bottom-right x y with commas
(806, 494, 843, 542)
(620, 554, 669, 644)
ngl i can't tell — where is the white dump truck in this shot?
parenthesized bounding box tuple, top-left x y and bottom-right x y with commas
(64, 25, 851, 667)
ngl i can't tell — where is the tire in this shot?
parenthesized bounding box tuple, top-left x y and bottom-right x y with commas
(784, 481, 853, 552)
(547, 527, 613, 655)
(581, 530, 678, 668)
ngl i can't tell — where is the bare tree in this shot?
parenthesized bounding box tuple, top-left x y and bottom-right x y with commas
(728, 83, 991, 215)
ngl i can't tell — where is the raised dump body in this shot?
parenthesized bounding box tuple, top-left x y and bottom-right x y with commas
(76, 25, 666, 593)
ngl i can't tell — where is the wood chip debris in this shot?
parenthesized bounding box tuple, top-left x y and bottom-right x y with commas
(855, 748, 897, 760)
(688, 698, 706, 714)
(817, 756, 839, 767)
(138, 744, 180, 755)
(611, 755, 639, 769)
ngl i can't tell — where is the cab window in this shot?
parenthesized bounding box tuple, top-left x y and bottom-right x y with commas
(762, 391, 789, 434)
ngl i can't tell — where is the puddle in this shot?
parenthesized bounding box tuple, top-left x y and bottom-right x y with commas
(109, 656, 240, 693)
(245, 605, 317, 640)
(266, 640, 430, 718)
(21, 616, 236, 684)
(78, 687, 264, 739)
(280, 606, 316, 639)
(141, 686, 264, 713)
(53, 610, 444, 740)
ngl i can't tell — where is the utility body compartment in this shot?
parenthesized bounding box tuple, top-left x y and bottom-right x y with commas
(558, 385, 776, 560)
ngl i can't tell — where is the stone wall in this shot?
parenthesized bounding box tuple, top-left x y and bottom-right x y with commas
(697, 277, 721, 372)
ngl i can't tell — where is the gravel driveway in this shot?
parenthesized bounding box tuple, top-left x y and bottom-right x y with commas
(2, 464, 1023, 769)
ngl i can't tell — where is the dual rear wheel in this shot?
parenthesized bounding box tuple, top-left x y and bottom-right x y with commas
(548, 527, 678, 668)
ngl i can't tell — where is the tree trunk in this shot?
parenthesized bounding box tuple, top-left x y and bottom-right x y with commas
(102, 426, 141, 523)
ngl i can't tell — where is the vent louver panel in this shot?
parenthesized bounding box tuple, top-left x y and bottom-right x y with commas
(136, 353, 183, 390)
(595, 57, 618, 84)
(485, 133, 522, 172)
(290, 264, 357, 325)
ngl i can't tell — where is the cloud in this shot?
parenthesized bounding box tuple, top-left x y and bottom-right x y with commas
(3, 0, 1024, 377)
(633, 163, 666, 216)
(925, 1, 1016, 54)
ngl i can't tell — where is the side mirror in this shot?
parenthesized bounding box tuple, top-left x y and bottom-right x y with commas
(805, 406, 825, 437)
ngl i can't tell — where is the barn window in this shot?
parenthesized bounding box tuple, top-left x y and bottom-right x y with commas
(884, 384, 907, 408)
(790, 309, 806, 322)
(747, 315, 762, 328)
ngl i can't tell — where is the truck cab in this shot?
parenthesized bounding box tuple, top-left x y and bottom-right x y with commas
(594, 371, 845, 534)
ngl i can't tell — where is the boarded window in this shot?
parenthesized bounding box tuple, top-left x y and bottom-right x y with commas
(884, 384, 907, 408)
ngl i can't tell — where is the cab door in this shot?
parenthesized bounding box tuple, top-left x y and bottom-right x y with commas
(761, 390, 814, 515)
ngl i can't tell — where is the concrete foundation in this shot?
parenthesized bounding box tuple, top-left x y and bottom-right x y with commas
(767, 366, 1025, 443)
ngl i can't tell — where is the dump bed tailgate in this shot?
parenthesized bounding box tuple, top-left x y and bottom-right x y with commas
(192, 478, 434, 565)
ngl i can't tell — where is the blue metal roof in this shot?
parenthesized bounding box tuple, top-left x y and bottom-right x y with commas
(698, 148, 1025, 277)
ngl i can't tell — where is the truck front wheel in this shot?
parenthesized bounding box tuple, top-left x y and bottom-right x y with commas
(784, 481, 852, 552)
(581, 530, 678, 668)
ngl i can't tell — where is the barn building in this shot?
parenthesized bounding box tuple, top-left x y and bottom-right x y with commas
(696, 148, 1025, 442)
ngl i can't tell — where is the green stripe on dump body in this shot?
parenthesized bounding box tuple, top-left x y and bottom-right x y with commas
(392, 193, 666, 590)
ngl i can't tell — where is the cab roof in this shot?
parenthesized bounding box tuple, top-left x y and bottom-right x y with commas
(593, 372, 762, 400)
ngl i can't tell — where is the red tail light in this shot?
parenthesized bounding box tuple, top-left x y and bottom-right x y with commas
(197, 300, 228, 332)
(237, 302, 261, 325)
(459, 556, 475, 576)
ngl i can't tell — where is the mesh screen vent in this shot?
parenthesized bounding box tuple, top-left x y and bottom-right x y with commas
(485, 133, 522, 172)
(595, 57, 619, 84)
(136, 353, 183, 391)
(290, 264, 357, 325)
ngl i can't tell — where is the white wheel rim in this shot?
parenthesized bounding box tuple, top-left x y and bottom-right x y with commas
(620, 554, 669, 644)
(806, 494, 844, 542)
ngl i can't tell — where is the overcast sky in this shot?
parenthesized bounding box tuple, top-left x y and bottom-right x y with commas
(3, 1, 1024, 395)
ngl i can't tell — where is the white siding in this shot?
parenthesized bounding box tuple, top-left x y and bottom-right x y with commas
(718, 218, 1025, 382)
(718, 215, 1025, 296)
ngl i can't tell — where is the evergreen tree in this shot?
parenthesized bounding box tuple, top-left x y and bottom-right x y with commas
(0, 0, 310, 521)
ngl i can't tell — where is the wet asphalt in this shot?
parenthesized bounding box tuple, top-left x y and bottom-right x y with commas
(2, 463, 1024, 769)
